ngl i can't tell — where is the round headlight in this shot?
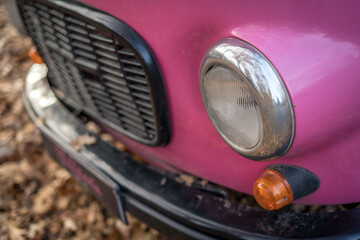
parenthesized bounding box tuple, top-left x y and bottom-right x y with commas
(200, 38, 294, 160)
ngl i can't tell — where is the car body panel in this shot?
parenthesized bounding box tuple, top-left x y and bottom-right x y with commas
(77, 0, 360, 204)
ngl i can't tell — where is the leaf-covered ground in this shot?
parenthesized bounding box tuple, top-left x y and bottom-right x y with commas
(0, 5, 167, 240)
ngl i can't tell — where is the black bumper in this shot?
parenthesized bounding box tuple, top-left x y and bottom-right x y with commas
(24, 64, 360, 240)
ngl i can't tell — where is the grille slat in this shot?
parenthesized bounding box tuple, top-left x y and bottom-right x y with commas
(102, 74, 127, 86)
(43, 25, 55, 34)
(104, 82, 130, 94)
(120, 117, 146, 131)
(95, 50, 118, 61)
(69, 33, 91, 44)
(132, 91, 151, 101)
(108, 89, 132, 101)
(120, 58, 142, 67)
(72, 41, 94, 52)
(98, 58, 122, 69)
(65, 16, 86, 27)
(100, 66, 124, 78)
(112, 96, 137, 109)
(93, 41, 115, 52)
(102, 114, 123, 125)
(118, 48, 135, 57)
(90, 33, 113, 43)
(39, 17, 52, 27)
(88, 87, 110, 98)
(67, 24, 88, 35)
(135, 99, 153, 109)
(49, 9, 64, 19)
(19, 0, 168, 145)
(53, 24, 68, 36)
(123, 124, 148, 138)
(138, 106, 154, 116)
(74, 49, 97, 60)
(83, 79, 105, 89)
(37, 10, 49, 19)
(129, 83, 150, 93)
(51, 16, 66, 27)
(118, 110, 144, 123)
(44, 31, 56, 40)
(116, 104, 142, 118)
(56, 33, 71, 44)
(126, 75, 148, 85)
(123, 66, 146, 76)
(95, 99, 117, 110)
(75, 58, 98, 71)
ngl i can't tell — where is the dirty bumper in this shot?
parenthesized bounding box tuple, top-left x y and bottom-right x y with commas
(24, 64, 360, 240)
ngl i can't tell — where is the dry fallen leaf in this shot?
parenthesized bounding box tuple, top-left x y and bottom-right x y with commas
(114, 141, 127, 151)
(32, 179, 63, 214)
(27, 221, 46, 239)
(63, 218, 78, 233)
(49, 220, 61, 235)
(200, 179, 208, 187)
(114, 218, 130, 239)
(7, 221, 25, 240)
(132, 229, 159, 240)
(69, 134, 96, 151)
(86, 202, 101, 226)
(57, 196, 70, 210)
(0, 161, 25, 185)
(100, 133, 114, 142)
(132, 153, 147, 164)
(176, 174, 195, 187)
(86, 121, 101, 134)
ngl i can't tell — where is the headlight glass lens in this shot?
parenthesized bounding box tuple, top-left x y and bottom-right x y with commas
(203, 66, 261, 149)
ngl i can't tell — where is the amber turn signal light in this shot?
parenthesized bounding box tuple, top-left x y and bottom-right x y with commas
(254, 165, 320, 210)
(28, 47, 43, 64)
(253, 169, 293, 210)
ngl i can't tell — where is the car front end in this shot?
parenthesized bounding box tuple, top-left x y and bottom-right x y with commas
(5, 0, 360, 239)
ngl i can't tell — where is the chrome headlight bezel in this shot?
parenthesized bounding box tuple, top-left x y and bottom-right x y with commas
(200, 38, 295, 160)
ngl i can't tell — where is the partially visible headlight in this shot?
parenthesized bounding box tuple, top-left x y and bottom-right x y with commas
(200, 38, 294, 160)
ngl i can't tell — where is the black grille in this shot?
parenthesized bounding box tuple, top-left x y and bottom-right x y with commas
(18, 0, 169, 146)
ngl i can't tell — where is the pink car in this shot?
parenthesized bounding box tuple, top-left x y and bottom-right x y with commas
(5, 0, 360, 238)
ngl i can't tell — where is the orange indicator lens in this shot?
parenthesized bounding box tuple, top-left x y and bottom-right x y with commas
(28, 47, 43, 64)
(253, 169, 293, 210)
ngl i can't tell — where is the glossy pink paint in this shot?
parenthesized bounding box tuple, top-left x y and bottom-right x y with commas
(82, 0, 360, 204)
